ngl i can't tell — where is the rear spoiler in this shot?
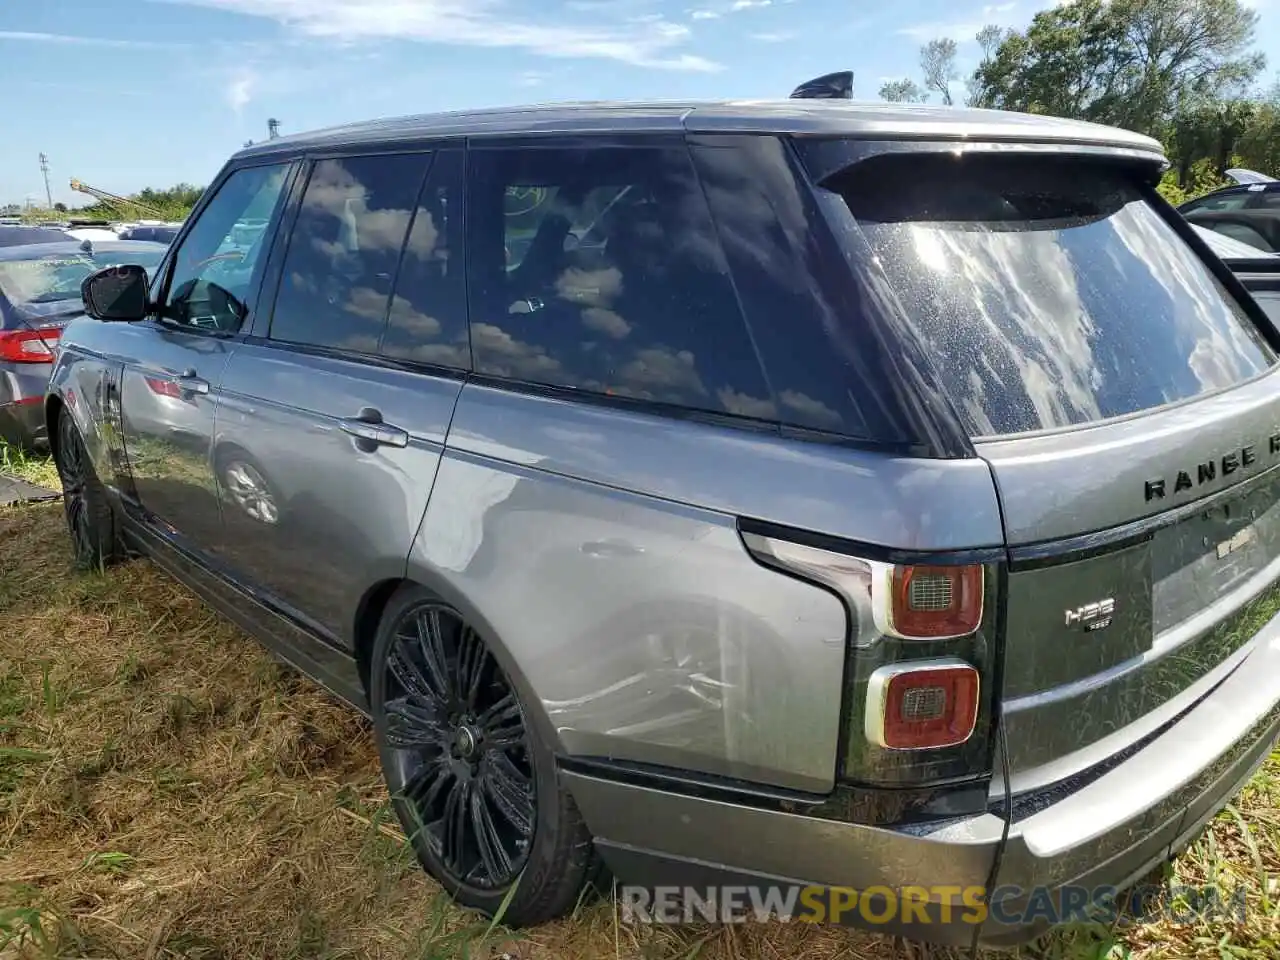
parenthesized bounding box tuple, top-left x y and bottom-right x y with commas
(790, 71, 853, 100)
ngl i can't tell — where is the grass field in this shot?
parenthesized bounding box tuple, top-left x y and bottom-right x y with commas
(2, 450, 1278, 959)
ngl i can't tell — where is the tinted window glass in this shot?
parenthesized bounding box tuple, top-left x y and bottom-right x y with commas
(163, 163, 289, 332)
(691, 136, 913, 442)
(1187, 191, 1251, 212)
(380, 150, 470, 369)
(827, 154, 1275, 437)
(270, 153, 428, 353)
(1258, 191, 1280, 209)
(1211, 221, 1275, 253)
(466, 143, 772, 418)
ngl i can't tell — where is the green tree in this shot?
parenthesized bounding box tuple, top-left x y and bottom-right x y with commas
(920, 38, 959, 105)
(879, 78, 928, 103)
(972, 0, 1264, 135)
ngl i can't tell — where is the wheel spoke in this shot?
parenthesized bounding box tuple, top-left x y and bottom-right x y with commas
(470, 783, 513, 882)
(384, 696, 447, 749)
(481, 752, 534, 835)
(482, 702, 526, 750)
(387, 640, 442, 705)
(439, 777, 470, 873)
(413, 610, 452, 705)
(399, 756, 453, 836)
(457, 625, 487, 711)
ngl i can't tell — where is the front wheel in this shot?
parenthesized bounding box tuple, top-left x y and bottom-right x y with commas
(369, 584, 603, 925)
(53, 408, 125, 571)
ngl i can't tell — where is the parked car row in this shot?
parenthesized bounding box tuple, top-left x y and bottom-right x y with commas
(40, 85, 1280, 948)
(1178, 169, 1280, 255)
(0, 217, 181, 450)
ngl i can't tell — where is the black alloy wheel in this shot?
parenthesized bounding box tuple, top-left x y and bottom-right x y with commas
(54, 408, 123, 570)
(370, 584, 604, 926)
(382, 601, 535, 890)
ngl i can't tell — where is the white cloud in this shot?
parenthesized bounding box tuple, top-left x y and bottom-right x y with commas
(731, 0, 771, 8)
(163, 0, 722, 71)
(689, 9, 720, 18)
(751, 30, 797, 42)
(226, 70, 256, 112)
(0, 30, 170, 48)
(898, 2, 1020, 42)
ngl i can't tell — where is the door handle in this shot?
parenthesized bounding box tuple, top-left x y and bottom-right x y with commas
(339, 417, 409, 448)
(173, 374, 209, 395)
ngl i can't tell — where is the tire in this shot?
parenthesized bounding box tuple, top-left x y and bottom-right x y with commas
(369, 583, 603, 926)
(53, 407, 125, 571)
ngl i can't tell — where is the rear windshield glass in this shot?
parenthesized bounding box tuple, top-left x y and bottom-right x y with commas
(828, 155, 1276, 437)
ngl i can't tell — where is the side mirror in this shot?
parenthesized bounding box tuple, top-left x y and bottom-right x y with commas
(81, 264, 150, 321)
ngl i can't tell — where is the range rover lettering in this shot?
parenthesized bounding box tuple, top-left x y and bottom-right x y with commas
(46, 92, 1280, 947)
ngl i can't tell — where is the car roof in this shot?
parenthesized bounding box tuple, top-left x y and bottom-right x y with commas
(234, 99, 1164, 161)
(0, 239, 167, 262)
(0, 226, 74, 247)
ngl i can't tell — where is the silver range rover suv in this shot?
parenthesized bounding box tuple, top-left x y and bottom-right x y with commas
(47, 94, 1280, 948)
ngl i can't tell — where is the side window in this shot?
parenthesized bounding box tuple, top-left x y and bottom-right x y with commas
(269, 153, 429, 353)
(161, 164, 289, 333)
(465, 142, 773, 419)
(380, 150, 470, 369)
(1190, 191, 1250, 212)
(1258, 191, 1280, 210)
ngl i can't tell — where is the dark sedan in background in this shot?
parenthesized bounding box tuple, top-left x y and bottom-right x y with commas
(0, 240, 167, 450)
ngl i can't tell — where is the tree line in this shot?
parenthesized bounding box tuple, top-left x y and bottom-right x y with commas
(877, 0, 1278, 202)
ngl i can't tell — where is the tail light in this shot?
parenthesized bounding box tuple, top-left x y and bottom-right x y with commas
(741, 528, 997, 786)
(0, 327, 61, 363)
(144, 376, 182, 398)
(865, 659, 980, 749)
(880, 564, 984, 639)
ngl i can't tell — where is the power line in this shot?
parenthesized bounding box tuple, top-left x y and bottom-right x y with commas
(39, 153, 52, 208)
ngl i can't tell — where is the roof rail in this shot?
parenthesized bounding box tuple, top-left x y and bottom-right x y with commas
(790, 71, 853, 100)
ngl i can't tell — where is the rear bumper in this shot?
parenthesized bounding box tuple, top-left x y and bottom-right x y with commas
(564, 613, 1280, 946)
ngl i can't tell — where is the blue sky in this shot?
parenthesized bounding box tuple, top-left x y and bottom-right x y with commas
(2, 0, 1277, 207)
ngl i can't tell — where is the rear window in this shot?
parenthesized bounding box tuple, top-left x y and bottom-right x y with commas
(826, 154, 1276, 437)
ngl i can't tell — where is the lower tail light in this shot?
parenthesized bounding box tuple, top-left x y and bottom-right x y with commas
(866, 659, 979, 750)
(0, 328, 60, 363)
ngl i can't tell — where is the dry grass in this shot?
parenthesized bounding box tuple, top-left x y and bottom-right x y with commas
(1, 487, 1277, 959)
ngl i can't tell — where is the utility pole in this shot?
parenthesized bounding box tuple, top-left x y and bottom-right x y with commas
(267, 118, 280, 139)
(39, 153, 52, 208)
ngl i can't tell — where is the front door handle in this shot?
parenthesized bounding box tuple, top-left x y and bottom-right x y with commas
(173, 374, 209, 395)
(339, 417, 409, 448)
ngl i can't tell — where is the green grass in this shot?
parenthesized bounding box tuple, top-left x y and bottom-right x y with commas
(0, 444, 58, 491)
(1, 467, 1278, 959)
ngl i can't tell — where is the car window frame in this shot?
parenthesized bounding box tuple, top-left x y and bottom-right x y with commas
(149, 156, 301, 340)
(249, 145, 447, 363)
(461, 132, 781, 434)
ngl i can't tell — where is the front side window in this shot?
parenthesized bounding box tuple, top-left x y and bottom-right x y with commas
(269, 153, 429, 353)
(465, 142, 773, 419)
(161, 164, 290, 333)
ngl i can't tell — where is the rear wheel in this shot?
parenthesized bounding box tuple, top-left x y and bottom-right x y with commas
(369, 584, 603, 925)
(54, 408, 124, 570)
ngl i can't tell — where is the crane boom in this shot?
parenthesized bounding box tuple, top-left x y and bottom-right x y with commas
(68, 178, 166, 218)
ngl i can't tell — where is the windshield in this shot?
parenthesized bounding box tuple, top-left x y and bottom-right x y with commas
(824, 153, 1277, 437)
(0, 249, 166, 306)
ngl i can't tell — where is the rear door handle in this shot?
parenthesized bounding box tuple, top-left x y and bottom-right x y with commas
(339, 417, 409, 448)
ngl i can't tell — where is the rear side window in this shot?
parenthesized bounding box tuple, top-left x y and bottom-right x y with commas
(465, 141, 774, 419)
(269, 153, 428, 353)
(379, 149, 470, 370)
(822, 153, 1276, 437)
